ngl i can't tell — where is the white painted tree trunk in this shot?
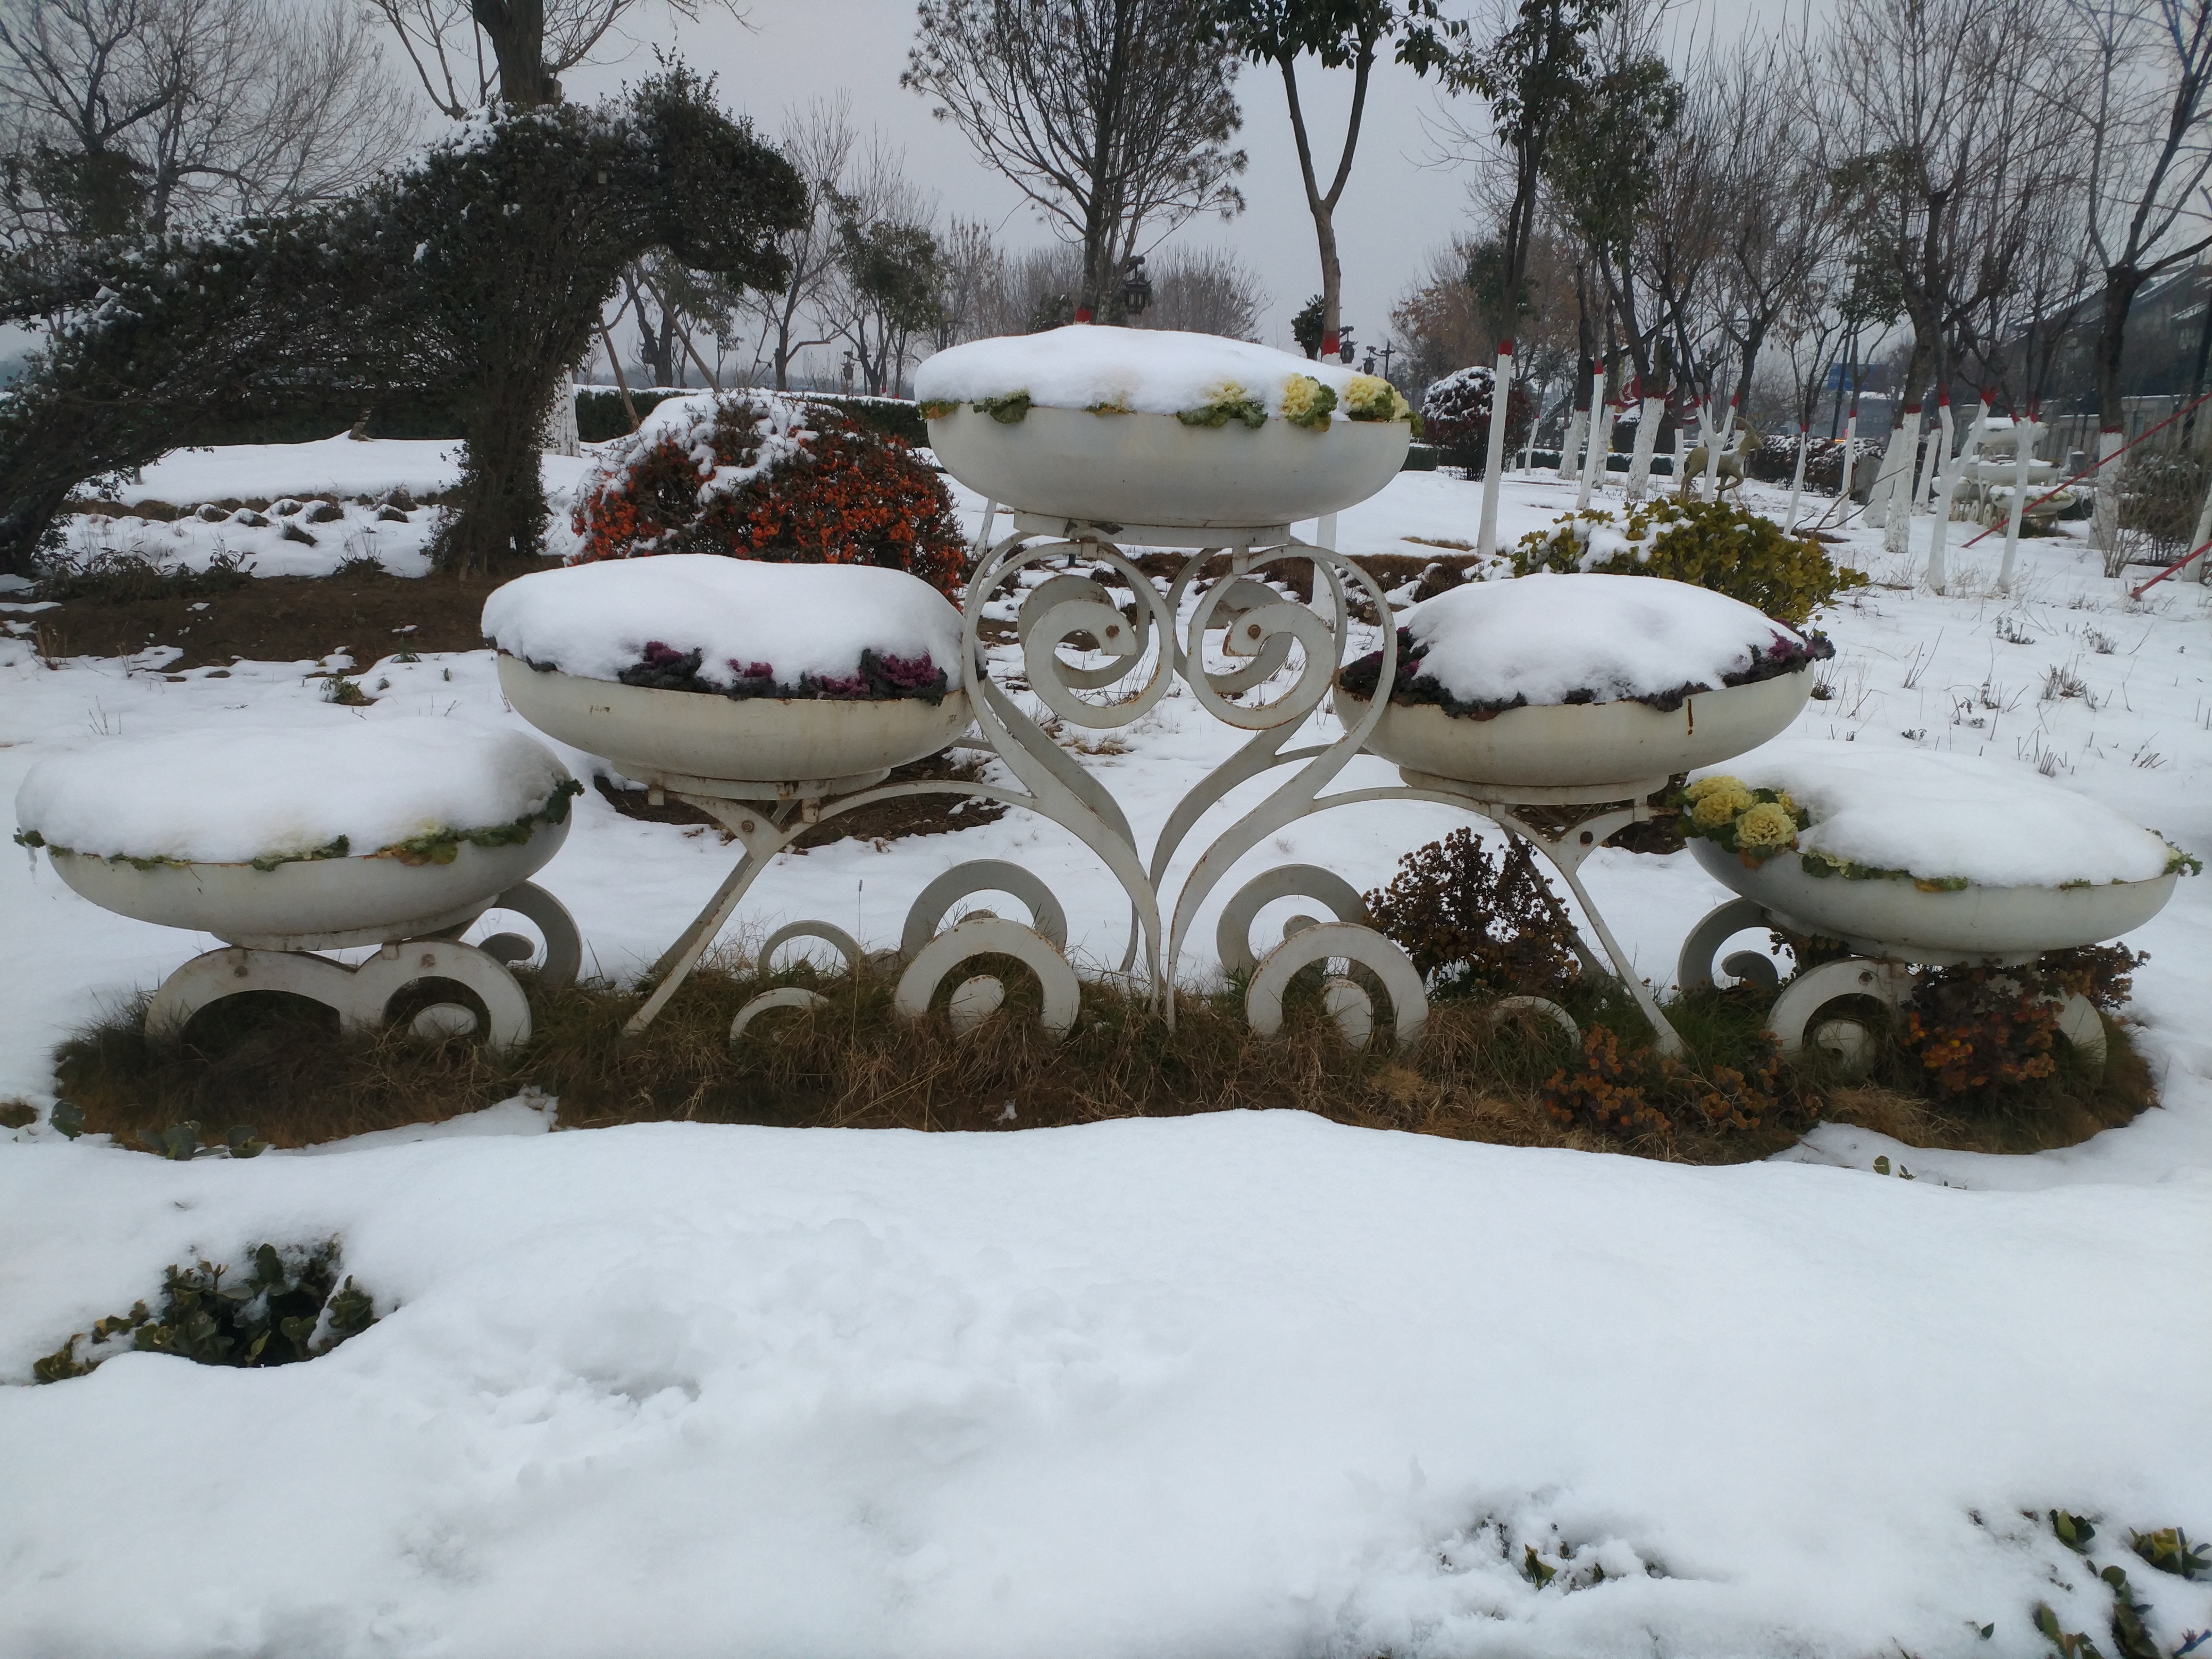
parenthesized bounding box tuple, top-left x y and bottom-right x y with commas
(1886, 405, 1925, 553)
(1626, 396, 1663, 503)
(1577, 364, 1607, 513)
(1784, 430, 1809, 532)
(541, 378, 581, 458)
(1558, 407, 1588, 483)
(1477, 345, 1514, 557)
(2194, 467, 2212, 583)
(2091, 428, 2125, 554)
(1999, 418, 2040, 594)
(1925, 399, 1986, 594)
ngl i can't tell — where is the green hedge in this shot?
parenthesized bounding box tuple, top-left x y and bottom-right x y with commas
(574, 388, 929, 447)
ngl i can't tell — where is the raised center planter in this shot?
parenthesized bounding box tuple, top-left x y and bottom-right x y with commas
(483, 554, 973, 796)
(917, 325, 1415, 530)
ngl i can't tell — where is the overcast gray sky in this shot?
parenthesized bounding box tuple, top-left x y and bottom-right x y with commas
(566, 0, 1777, 357)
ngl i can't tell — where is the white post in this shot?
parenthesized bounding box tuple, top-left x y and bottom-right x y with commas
(974, 498, 999, 557)
(1669, 399, 1690, 496)
(1477, 341, 1514, 557)
(1317, 512, 1338, 551)
(1784, 429, 1809, 531)
(1577, 362, 1607, 513)
(1998, 416, 2039, 594)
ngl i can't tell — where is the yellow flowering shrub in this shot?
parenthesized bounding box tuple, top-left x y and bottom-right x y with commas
(1512, 498, 1867, 627)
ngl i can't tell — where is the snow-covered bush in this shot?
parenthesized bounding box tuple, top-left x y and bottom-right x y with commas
(1419, 365, 1535, 473)
(1511, 499, 1867, 628)
(571, 393, 965, 597)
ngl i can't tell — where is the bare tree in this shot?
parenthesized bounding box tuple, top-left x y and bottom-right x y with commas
(2070, 0, 2212, 544)
(1824, 0, 2075, 544)
(931, 215, 1006, 347)
(363, 0, 739, 115)
(731, 95, 858, 388)
(1142, 243, 1270, 336)
(903, 0, 1248, 321)
(0, 0, 416, 256)
(1220, 1, 1459, 355)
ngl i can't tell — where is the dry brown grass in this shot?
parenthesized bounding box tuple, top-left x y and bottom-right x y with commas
(48, 965, 2155, 1164)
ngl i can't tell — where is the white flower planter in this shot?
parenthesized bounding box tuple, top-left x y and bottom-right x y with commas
(926, 407, 1410, 530)
(1688, 836, 2176, 962)
(498, 656, 973, 793)
(1334, 669, 1812, 792)
(45, 821, 569, 952)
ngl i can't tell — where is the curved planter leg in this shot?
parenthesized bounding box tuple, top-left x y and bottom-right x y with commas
(1766, 957, 1914, 1057)
(1214, 864, 1370, 978)
(894, 917, 1082, 1040)
(146, 940, 532, 1055)
(900, 861, 1070, 957)
(1245, 921, 1427, 1053)
(476, 882, 582, 989)
(1675, 898, 1781, 994)
(2056, 993, 2107, 1069)
(730, 985, 830, 1043)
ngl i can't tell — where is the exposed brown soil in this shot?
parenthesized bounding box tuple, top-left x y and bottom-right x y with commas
(32, 566, 497, 669)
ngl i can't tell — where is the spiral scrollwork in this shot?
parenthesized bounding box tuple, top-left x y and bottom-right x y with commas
(901, 860, 1070, 958)
(1005, 548, 1176, 730)
(1244, 920, 1427, 1052)
(894, 916, 1082, 1040)
(1674, 898, 1782, 995)
(1180, 555, 1343, 731)
(1214, 864, 1371, 977)
(755, 920, 867, 977)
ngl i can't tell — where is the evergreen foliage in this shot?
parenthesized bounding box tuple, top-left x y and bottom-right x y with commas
(0, 65, 807, 576)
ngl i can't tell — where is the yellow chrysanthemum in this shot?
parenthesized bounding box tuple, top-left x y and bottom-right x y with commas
(1280, 374, 1337, 430)
(1682, 774, 1745, 803)
(1732, 802, 1799, 850)
(1771, 790, 1799, 819)
(1690, 783, 1756, 828)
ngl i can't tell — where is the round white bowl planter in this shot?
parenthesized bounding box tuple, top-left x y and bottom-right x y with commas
(44, 827, 567, 950)
(15, 723, 581, 1052)
(1687, 838, 2176, 963)
(1335, 669, 1813, 794)
(927, 406, 1410, 531)
(497, 656, 973, 798)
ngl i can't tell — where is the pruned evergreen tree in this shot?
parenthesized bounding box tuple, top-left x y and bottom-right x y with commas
(0, 64, 807, 577)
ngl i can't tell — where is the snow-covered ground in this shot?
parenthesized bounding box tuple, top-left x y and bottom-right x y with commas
(2, 451, 2209, 1658)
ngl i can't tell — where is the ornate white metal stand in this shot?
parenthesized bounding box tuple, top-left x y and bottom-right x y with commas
(146, 882, 580, 1054)
(625, 514, 1694, 1056)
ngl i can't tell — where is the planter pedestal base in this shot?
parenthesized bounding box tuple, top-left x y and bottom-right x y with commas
(143, 882, 579, 1056)
(1675, 895, 2107, 1068)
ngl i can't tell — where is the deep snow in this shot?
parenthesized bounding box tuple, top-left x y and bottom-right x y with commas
(2, 456, 2209, 1659)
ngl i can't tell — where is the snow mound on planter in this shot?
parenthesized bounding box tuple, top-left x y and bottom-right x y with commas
(1699, 741, 2180, 888)
(15, 719, 573, 867)
(1404, 573, 1808, 708)
(915, 326, 1365, 419)
(481, 553, 965, 692)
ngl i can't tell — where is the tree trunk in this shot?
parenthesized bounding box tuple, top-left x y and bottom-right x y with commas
(2092, 266, 2147, 552)
(473, 1, 558, 107)
(436, 370, 557, 575)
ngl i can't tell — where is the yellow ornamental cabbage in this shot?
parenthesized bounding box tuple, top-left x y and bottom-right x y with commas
(1280, 374, 1338, 431)
(1691, 783, 1756, 828)
(1682, 775, 1746, 804)
(1344, 374, 1411, 423)
(1178, 381, 1269, 430)
(1732, 801, 1799, 851)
